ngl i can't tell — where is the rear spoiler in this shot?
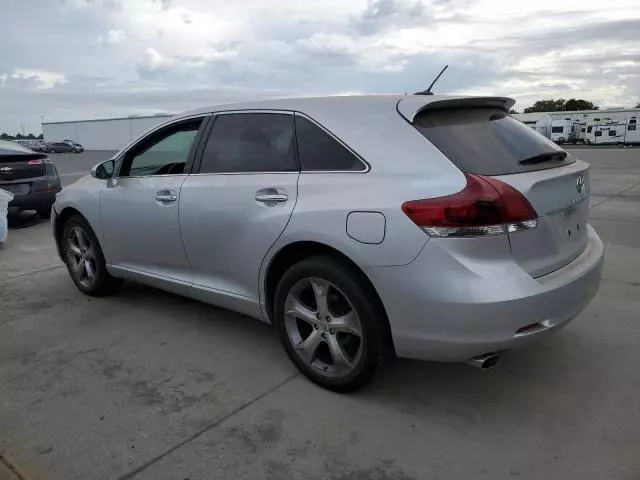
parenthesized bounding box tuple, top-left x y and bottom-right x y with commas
(396, 96, 516, 123)
(0, 152, 47, 162)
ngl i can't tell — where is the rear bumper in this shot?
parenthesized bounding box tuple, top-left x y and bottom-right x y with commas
(7, 190, 58, 211)
(365, 224, 604, 362)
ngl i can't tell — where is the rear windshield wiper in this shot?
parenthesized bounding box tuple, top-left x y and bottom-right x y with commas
(519, 151, 567, 165)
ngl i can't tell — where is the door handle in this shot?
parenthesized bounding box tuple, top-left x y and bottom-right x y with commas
(255, 188, 288, 204)
(155, 190, 178, 203)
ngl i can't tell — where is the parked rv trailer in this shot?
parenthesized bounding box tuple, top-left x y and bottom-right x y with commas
(570, 122, 587, 144)
(550, 119, 572, 143)
(585, 122, 625, 145)
(623, 116, 640, 145)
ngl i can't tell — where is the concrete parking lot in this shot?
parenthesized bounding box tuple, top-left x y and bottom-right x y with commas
(1, 148, 639, 480)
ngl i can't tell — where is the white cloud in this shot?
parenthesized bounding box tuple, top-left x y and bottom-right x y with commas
(1, 0, 639, 133)
(105, 29, 126, 44)
(7, 70, 67, 89)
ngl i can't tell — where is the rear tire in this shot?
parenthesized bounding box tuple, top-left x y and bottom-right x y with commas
(37, 206, 52, 219)
(62, 215, 121, 296)
(274, 255, 390, 392)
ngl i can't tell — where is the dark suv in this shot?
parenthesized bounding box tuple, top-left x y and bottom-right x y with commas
(0, 140, 62, 218)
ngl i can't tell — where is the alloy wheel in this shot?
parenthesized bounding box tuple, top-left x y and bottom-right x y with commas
(284, 278, 363, 378)
(66, 226, 97, 288)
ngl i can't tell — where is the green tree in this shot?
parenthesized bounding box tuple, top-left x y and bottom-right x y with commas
(565, 99, 598, 111)
(15, 133, 24, 139)
(37, 133, 43, 139)
(523, 98, 599, 113)
(26, 133, 36, 139)
(523, 99, 567, 113)
(0, 133, 11, 140)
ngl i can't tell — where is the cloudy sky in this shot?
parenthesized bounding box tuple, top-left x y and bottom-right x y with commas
(1, 0, 639, 134)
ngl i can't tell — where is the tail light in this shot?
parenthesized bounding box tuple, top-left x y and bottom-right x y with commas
(28, 159, 43, 165)
(401, 173, 538, 237)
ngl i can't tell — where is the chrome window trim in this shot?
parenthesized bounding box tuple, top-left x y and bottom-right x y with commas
(115, 174, 189, 179)
(189, 172, 300, 177)
(293, 112, 370, 174)
(195, 109, 370, 175)
(114, 109, 370, 176)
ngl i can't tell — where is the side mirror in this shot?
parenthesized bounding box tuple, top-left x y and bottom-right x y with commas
(90, 159, 115, 180)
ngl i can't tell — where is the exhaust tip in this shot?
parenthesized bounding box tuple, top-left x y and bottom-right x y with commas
(466, 353, 501, 370)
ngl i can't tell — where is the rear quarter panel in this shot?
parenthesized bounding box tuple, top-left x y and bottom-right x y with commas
(259, 101, 468, 311)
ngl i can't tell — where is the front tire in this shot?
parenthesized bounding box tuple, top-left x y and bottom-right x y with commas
(274, 255, 390, 392)
(62, 215, 121, 296)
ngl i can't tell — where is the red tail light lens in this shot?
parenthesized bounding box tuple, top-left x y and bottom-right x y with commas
(401, 173, 538, 237)
(28, 159, 43, 165)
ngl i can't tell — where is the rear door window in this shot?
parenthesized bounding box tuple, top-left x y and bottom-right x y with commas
(413, 108, 574, 175)
(199, 113, 297, 173)
(294, 115, 366, 171)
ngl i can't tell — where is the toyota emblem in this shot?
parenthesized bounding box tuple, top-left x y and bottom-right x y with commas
(576, 175, 585, 194)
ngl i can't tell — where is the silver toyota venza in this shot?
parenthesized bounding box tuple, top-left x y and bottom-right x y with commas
(52, 95, 604, 392)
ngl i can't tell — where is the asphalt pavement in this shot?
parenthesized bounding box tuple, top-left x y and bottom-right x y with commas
(1, 148, 639, 479)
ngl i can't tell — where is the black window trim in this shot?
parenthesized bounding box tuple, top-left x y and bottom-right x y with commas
(114, 114, 212, 179)
(191, 109, 370, 175)
(192, 109, 300, 175)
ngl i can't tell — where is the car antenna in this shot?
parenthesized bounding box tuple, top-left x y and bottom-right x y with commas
(414, 65, 448, 95)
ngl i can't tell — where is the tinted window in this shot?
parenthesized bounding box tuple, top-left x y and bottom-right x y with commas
(630, 118, 637, 124)
(120, 119, 202, 176)
(587, 126, 593, 133)
(595, 131, 602, 137)
(199, 113, 296, 173)
(413, 108, 573, 175)
(629, 125, 637, 131)
(609, 130, 617, 137)
(551, 126, 564, 133)
(295, 116, 364, 171)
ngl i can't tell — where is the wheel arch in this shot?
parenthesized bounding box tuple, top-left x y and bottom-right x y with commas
(54, 207, 95, 261)
(263, 240, 395, 355)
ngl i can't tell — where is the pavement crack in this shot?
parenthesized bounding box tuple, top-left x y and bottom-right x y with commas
(590, 178, 640, 210)
(0, 452, 28, 480)
(0, 265, 65, 282)
(602, 277, 640, 287)
(117, 372, 300, 480)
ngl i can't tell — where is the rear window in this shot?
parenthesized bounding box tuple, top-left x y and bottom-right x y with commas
(413, 108, 574, 175)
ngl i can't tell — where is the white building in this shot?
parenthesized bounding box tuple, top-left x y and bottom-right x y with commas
(42, 114, 172, 151)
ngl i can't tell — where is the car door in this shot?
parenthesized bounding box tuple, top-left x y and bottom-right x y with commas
(179, 112, 299, 304)
(100, 115, 209, 284)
